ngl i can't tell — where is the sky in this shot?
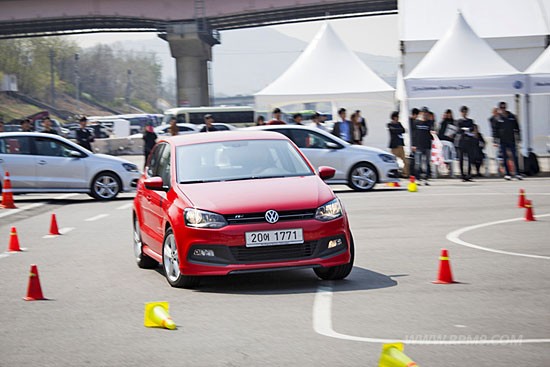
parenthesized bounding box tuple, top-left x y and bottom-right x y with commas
(66, 14, 399, 57)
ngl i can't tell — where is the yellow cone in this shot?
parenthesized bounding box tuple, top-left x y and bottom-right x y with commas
(144, 302, 177, 330)
(407, 182, 417, 192)
(378, 343, 418, 367)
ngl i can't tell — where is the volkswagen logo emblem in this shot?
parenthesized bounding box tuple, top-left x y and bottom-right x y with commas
(265, 210, 279, 224)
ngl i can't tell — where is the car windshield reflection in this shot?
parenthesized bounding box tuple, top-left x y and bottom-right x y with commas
(177, 139, 314, 184)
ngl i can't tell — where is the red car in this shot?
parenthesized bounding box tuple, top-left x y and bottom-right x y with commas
(133, 131, 354, 288)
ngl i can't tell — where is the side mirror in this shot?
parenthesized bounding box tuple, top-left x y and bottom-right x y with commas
(318, 166, 336, 180)
(69, 150, 84, 158)
(144, 176, 166, 191)
(326, 142, 340, 149)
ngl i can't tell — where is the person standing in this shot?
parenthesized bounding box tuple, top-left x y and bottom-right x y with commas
(21, 118, 33, 132)
(267, 108, 286, 125)
(350, 112, 363, 144)
(255, 116, 265, 126)
(168, 117, 179, 136)
(472, 124, 486, 177)
(412, 107, 434, 184)
(292, 113, 304, 125)
(437, 110, 457, 143)
(200, 114, 218, 132)
(387, 111, 409, 177)
(332, 108, 352, 143)
(143, 124, 157, 167)
(310, 112, 325, 131)
(494, 102, 522, 180)
(355, 110, 368, 140)
(75, 116, 95, 151)
(456, 106, 476, 182)
(41, 117, 58, 134)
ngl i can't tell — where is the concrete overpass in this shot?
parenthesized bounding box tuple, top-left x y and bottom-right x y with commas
(0, 0, 397, 106)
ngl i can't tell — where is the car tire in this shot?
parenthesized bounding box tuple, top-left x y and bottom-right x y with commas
(90, 171, 121, 200)
(162, 228, 200, 288)
(314, 235, 355, 280)
(347, 162, 378, 191)
(133, 215, 158, 269)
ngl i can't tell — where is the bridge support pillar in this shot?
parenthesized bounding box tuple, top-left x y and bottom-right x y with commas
(166, 22, 219, 107)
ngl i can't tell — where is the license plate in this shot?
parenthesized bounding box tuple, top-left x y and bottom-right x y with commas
(245, 228, 304, 247)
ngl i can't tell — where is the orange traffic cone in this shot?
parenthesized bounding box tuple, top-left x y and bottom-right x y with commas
(524, 200, 535, 221)
(8, 226, 22, 252)
(1, 172, 16, 209)
(24, 264, 46, 301)
(518, 189, 526, 208)
(49, 214, 60, 235)
(433, 248, 456, 284)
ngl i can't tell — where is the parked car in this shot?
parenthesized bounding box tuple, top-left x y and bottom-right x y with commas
(197, 122, 237, 131)
(154, 123, 198, 136)
(34, 119, 70, 137)
(246, 125, 400, 191)
(133, 130, 354, 288)
(0, 132, 141, 200)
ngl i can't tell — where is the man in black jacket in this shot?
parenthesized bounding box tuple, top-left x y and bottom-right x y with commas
(494, 102, 522, 180)
(412, 107, 434, 184)
(457, 106, 476, 181)
(75, 116, 95, 151)
(388, 111, 408, 177)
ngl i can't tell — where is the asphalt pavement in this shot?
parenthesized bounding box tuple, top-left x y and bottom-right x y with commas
(0, 174, 549, 366)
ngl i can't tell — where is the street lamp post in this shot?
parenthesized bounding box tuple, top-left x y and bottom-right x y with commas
(49, 48, 55, 108)
(74, 53, 80, 112)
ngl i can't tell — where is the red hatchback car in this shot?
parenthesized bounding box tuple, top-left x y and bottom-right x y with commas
(133, 131, 354, 288)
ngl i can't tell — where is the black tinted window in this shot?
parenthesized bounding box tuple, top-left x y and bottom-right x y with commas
(146, 144, 165, 177)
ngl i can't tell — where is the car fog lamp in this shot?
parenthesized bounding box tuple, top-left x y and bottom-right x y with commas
(193, 249, 215, 257)
(328, 238, 343, 249)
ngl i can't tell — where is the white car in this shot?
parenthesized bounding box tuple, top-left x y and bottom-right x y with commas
(0, 132, 141, 200)
(154, 123, 198, 136)
(246, 125, 400, 191)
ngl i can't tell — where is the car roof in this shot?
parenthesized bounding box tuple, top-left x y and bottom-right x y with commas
(160, 130, 288, 146)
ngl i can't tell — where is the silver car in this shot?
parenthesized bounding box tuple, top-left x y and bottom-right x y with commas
(247, 125, 400, 191)
(0, 132, 141, 200)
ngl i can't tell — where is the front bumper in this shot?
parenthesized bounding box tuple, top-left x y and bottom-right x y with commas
(175, 218, 352, 276)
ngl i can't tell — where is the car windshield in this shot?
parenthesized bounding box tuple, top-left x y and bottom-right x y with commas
(177, 139, 314, 183)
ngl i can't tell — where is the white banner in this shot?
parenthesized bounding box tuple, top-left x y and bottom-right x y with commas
(527, 74, 550, 94)
(405, 75, 526, 98)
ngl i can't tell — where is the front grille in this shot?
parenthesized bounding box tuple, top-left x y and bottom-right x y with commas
(225, 209, 316, 225)
(229, 241, 318, 263)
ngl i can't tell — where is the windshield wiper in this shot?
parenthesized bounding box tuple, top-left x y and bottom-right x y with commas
(179, 179, 219, 184)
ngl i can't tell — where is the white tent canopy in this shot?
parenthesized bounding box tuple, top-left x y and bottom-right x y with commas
(254, 22, 394, 108)
(526, 46, 550, 94)
(404, 12, 526, 98)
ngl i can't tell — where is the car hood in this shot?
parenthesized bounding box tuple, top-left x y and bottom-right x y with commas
(346, 144, 388, 156)
(93, 153, 133, 164)
(177, 175, 334, 214)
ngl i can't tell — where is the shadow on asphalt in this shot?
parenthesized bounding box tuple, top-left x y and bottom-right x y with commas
(152, 266, 399, 295)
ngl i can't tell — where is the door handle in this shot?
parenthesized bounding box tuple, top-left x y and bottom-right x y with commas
(0, 158, 3, 163)
(38, 160, 47, 165)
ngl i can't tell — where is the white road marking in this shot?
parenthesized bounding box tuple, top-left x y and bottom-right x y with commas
(42, 227, 75, 238)
(0, 253, 9, 259)
(116, 203, 133, 210)
(0, 193, 79, 219)
(313, 287, 550, 345)
(85, 214, 109, 222)
(446, 214, 550, 260)
(0, 203, 44, 218)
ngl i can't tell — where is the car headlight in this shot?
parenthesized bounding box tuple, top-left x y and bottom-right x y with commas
(184, 208, 228, 229)
(315, 198, 343, 221)
(122, 163, 139, 172)
(379, 154, 396, 163)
